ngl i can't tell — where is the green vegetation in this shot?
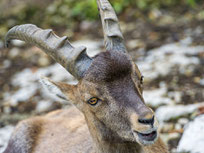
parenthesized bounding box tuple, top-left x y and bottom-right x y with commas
(0, 0, 202, 39)
(47, 0, 202, 21)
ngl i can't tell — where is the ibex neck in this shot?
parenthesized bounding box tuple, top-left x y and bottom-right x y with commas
(94, 141, 141, 153)
(91, 135, 168, 153)
(85, 117, 168, 153)
(85, 117, 141, 153)
(142, 137, 169, 153)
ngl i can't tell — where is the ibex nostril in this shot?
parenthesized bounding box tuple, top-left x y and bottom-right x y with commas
(138, 116, 154, 126)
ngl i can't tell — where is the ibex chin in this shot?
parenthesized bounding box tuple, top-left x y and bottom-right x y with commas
(4, 0, 169, 153)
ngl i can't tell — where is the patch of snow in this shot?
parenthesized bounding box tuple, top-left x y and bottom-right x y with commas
(179, 36, 192, 46)
(168, 91, 182, 103)
(0, 126, 14, 153)
(4, 64, 75, 106)
(36, 100, 53, 113)
(144, 83, 174, 107)
(3, 39, 102, 107)
(155, 103, 203, 122)
(136, 40, 204, 80)
(0, 40, 102, 151)
(177, 118, 189, 125)
(4, 38, 204, 113)
(9, 85, 38, 106)
(177, 115, 204, 153)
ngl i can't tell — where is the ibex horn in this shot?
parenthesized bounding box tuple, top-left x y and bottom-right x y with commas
(97, 0, 127, 53)
(5, 24, 93, 79)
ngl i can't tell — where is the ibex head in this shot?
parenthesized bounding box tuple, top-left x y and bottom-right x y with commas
(5, 0, 158, 146)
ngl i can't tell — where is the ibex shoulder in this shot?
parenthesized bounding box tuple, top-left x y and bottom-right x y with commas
(3, 117, 44, 153)
(4, 107, 94, 153)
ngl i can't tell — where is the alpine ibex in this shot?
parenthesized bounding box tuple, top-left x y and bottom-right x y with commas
(4, 0, 169, 153)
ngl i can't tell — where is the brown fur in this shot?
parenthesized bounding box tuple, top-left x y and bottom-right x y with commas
(4, 107, 168, 153)
(4, 51, 169, 153)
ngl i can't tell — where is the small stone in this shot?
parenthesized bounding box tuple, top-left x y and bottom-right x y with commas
(38, 56, 50, 67)
(200, 78, 204, 86)
(127, 39, 145, 49)
(8, 48, 20, 58)
(171, 148, 177, 153)
(3, 60, 11, 69)
(175, 123, 182, 130)
(3, 106, 11, 114)
(148, 9, 162, 20)
(193, 77, 201, 83)
(160, 133, 169, 144)
(197, 11, 204, 20)
(0, 41, 3, 49)
(158, 15, 174, 25)
(168, 91, 182, 103)
(168, 132, 180, 141)
(36, 100, 53, 113)
(160, 123, 174, 133)
(178, 118, 189, 125)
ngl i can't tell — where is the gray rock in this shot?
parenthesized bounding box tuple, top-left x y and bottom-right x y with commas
(8, 48, 20, 58)
(0, 41, 3, 49)
(200, 78, 204, 86)
(160, 123, 174, 133)
(136, 39, 204, 80)
(178, 118, 189, 125)
(144, 84, 174, 108)
(156, 103, 204, 122)
(177, 115, 204, 153)
(0, 126, 14, 153)
(36, 100, 53, 113)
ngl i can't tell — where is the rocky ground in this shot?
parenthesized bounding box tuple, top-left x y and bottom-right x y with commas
(0, 11, 204, 153)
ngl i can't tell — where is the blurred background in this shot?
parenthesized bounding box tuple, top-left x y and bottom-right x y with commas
(0, 0, 204, 153)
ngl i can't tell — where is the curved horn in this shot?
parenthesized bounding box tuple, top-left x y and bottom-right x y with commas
(5, 24, 93, 79)
(97, 0, 127, 53)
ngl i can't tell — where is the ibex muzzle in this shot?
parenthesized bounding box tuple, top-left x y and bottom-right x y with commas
(4, 0, 168, 153)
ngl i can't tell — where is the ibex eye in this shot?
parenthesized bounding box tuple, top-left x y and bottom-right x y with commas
(88, 97, 99, 106)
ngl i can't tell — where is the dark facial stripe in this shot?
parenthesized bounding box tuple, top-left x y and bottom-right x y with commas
(106, 75, 145, 108)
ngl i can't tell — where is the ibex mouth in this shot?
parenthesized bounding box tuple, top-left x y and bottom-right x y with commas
(132, 128, 158, 145)
(136, 130, 157, 142)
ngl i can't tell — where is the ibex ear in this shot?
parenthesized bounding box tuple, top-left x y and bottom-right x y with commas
(40, 77, 77, 103)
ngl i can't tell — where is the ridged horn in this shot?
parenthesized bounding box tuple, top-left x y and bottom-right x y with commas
(5, 24, 93, 79)
(97, 0, 127, 53)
